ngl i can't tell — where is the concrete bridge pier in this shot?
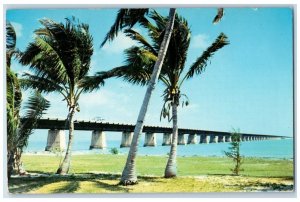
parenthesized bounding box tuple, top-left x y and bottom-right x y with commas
(200, 134, 209, 144)
(225, 135, 232, 142)
(242, 135, 247, 141)
(162, 133, 172, 146)
(90, 130, 106, 149)
(120, 131, 133, 148)
(187, 134, 197, 144)
(218, 135, 225, 143)
(209, 134, 218, 143)
(144, 132, 156, 147)
(178, 134, 186, 145)
(45, 129, 66, 151)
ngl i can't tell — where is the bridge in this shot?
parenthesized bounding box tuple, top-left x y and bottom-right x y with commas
(25, 118, 288, 151)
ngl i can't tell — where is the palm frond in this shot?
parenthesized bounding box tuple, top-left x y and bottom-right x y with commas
(19, 38, 69, 84)
(6, 21, 16, 50)
(80, 64, 151, 92)
(101, 9, 149, 47)
(180, 93, 190, 107)
(213, 8, 224, 24)
(124, 29, 157, 54)
(78, 73, 107, 92)
(160, 99, 172, 122)
(18, 91, 50, 150)
(6, 21, 19, 68)
(6, 68, 22, 151)
(7, 68, 22, 115)
(20, 72, 66, 94)
(182, 33, 229, 82)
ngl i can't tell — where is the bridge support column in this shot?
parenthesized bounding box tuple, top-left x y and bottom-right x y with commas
(90, 130, 106, 149)
(187, 134, 197, 144)
(120, 131, 133, 148)
(242, 135, 246, 141)
(209, 134, 218, 143)
(200, 134, 209, 144)
(225, 135, 232, 142)
(218, 135, 225, 143)
(45, 129, 66, 151)
(162, 133, 172, 146)
(178, 134, 186, 145)
(144, 132, 156, 147)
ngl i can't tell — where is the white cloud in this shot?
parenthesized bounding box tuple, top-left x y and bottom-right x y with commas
(101, 32, 137, 54)
(191, 34, 210, 49)
(10, 22, 23, 38)
(77, 89, 135, 122)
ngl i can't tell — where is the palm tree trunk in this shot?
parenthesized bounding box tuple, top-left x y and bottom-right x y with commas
(56, 108, 75, 174)
(164, 102, 178, 178)
(120, 8, 176, 185)
(7, 150, 15, 179)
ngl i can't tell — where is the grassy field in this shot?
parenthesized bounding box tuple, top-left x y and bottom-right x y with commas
(8, 154, 294, 194)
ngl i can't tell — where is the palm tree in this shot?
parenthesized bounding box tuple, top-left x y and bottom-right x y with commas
(19, 17, 97, 174)
(95, 11, 229, 178)
(6, 22, 21, 167)
(6, 22, 50, 178)
(7, 89, 50, 178)
(6, 21, 22, 176)
(84, 8, 176, 185)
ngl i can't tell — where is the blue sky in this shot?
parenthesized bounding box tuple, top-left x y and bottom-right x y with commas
(6, 7, 294, 137)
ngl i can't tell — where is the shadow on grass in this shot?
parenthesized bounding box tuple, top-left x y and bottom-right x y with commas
(9, 172, 294, 194)
(9, 176, 62, 193)
(9, 171, 172, 194)
(51, 181, 80, 193)
(236, 181, 294, 191)
(8, 172, 128, 194)
(94, 180, 129, 193)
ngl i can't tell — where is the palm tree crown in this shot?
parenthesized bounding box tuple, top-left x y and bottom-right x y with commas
(20, 17, 93, 111)
(109, 11, 229, 115)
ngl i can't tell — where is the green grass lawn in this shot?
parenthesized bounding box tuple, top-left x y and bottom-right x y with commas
(8, 154, 294, 194)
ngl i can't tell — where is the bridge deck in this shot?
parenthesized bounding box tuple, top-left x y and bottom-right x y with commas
(23, 118, 287, 138)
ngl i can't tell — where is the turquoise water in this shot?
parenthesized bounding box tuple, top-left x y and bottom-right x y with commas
(25, 130, 294, 159)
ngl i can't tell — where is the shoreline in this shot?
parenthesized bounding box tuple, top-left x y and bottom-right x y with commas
(22, 151, 294, 160)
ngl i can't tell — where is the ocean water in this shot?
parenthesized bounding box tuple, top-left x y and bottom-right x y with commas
(25, 130, 294, 159)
